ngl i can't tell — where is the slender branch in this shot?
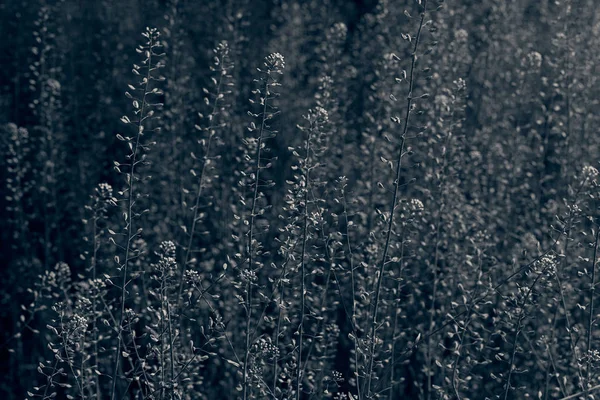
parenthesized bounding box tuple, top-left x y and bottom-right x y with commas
(111, 30, 160, 400)
(243, 69, 272, 400)
(366, 2, 428, 397)
(586, 222, 600, 396)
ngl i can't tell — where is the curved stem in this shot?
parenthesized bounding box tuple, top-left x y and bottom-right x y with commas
(177, 59, 226, 310)
(111, 34, 154, 400)
(365, 2, 428, 397)
(585, 223, 600, 396)
(243, 72, 271, 400)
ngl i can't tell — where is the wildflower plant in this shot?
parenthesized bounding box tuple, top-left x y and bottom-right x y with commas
(281, 105, 330, 399)
(363, 1, 432, 398)
(108, 26, 165, 400)
(229, 52, 284, 400)
(178, 40, 234, 309)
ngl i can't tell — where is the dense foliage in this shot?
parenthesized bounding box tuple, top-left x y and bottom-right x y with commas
(2, 0, 600, 399)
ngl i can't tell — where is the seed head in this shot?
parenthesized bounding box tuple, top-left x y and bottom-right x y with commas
(264, 53, 285, 72)
(455, 29, 469, 43)
(525, 51, 543, 70)
(583, 165, 599, 179)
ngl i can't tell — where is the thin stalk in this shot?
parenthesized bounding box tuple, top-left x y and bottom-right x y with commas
(450, 294, 477, 400)
(243, 73, 271, 400)
(503, 313, 524, 400)
(365, 3, 428, 397)
(543, 307, 567, 400)
(426, 223, 443, 400)
(60, 329, 85, 398)
(177, 61, 226, 311)
(91, 210, 101, 400)
(427, 86, 457, 400)
(272, 282, 284, 395)
(426, 202, 443, 400)
(160, 273, 166, 400)
(111, 37, 154, 400)
(504, 257, 555, 400)
(80, 335, 87, 399)
(553, 179, 590, 385)
(389, 227, 406, 400)
(167, 292, 176, 399)
(585, 224, 600, 396)
(341, 185, 361, 398)
(296, 120, 312, 400)
(366, 137, 378, 234)
(300, 253, 334, 381)
(269, 243, 298, 396)
(559, 384, 600, 400)
(449, 252, 483, 400)
(41, 359, 60, 400)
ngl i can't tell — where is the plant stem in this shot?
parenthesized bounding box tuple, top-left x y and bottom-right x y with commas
(585, 223, 600, 396)
(296, 114, 312, 400)
(365, 2, 427, 397)
(243, 71, 271, 400)
(111, 35, 154, 400)
(177, 59, 226, 312)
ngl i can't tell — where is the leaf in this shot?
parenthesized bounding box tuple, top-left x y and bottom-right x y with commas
(225, 359, 241, 368)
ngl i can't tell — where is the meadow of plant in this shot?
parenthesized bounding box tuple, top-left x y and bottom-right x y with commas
(1, 0, 600, 399)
